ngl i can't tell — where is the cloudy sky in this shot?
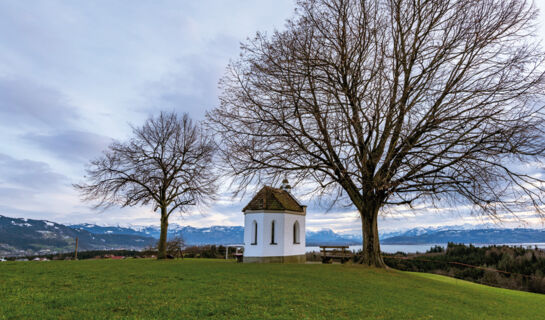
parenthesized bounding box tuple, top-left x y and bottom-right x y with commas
(1, 0, 545, 235)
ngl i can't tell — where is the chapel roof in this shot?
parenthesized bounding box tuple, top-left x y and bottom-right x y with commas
(242, 186, 305, 213)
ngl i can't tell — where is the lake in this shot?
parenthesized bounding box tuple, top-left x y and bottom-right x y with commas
(306, 243, 545, 254)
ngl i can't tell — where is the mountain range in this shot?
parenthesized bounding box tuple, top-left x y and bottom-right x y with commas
(0, 215, 362, 256)
(381, 228, 545, 244)
(70, 223, 360, 246)
(65, 222, 545, 246)
(2, 214, 545, 256)
(0, 215, 155, 257)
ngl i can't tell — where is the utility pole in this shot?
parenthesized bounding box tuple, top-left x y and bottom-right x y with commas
(74, 237, 79, 260)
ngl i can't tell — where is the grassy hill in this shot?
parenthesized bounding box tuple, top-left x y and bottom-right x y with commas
(1, 259, 544, 319)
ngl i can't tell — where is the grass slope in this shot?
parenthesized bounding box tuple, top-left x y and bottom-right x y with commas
(1, 259, 543, 319)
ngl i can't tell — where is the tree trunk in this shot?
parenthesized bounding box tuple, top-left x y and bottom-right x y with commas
(157, 207, 169, 259)
(359, 205, 386, 268)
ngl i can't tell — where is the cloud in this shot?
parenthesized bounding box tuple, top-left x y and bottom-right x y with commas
(0, 153, 68, 190)
(0, 187, 40, 203)
(0, 77, 78, 129)
(23, 130, 113, 163)
(0, 0, 543, 232)
(137, 35, 241, 120)
(0, 205, 63, 222)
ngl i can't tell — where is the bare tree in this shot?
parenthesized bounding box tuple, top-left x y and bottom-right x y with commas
(207, 0, 545, 267)
(76, 112, 217, 259)
(165, 236, 185, 259)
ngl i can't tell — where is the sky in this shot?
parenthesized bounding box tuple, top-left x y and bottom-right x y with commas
(1, 0, 545, 235)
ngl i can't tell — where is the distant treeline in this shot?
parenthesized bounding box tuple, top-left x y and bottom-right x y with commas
(182, 245, 240, 258)
(3, 250, 144, 261)
(383, 243, 545, 294)
(5, 245, 240, 261)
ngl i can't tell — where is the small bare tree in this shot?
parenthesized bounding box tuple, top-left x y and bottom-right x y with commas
(76, 112, 217, 259)
(208, 0, 545, 267)
(165, 236, 185, 259)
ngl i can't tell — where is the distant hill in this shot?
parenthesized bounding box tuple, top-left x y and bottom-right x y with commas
(0, 216, 155, 257)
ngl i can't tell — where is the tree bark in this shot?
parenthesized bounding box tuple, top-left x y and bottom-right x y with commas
(157, 207, 169, 259)
(359, 204, 386, 268)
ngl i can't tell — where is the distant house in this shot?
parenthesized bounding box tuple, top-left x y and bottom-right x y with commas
(32, 257, 49, 261)
(243, 179, 306, 263)
(104, 255, 125, 260)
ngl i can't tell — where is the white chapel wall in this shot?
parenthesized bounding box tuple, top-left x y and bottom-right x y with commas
(244, 212, 305, 257)
(282, 213, 305, 256)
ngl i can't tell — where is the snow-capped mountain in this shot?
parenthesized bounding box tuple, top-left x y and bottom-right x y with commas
(0, 215, 155, 257)
(381, 228, 545, 244)
(379, 224, 495, 239)
(306, 229, 361, 245)
(71, 224, 245, 245)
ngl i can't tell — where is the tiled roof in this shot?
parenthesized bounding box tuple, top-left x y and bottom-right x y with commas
(242, 186, 305, 212)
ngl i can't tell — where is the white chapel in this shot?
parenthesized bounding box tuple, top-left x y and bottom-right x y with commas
(242, 179, 306, 263)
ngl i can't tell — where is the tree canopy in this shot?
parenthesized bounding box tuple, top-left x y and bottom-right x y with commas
(76, 112, 217, 259)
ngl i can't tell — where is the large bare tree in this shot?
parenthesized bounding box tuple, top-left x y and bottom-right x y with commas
(76, 112, 217, 259)
(207, 0, 545, 267)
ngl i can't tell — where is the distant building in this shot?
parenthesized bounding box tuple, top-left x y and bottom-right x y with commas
(32, 257, 49, 261)
(104, 254, 125, 260)
(243, 179, 306, 263)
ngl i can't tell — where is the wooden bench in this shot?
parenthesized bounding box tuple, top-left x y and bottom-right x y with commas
(320, 245, 352, 264)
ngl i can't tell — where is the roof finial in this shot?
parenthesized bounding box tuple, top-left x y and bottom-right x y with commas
(281, 178, 292, 192)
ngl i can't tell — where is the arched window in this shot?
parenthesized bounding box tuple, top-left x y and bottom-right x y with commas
(270, 220, 277, 244)
(293, 221, 300, 244)
(251, 220, 258, 245)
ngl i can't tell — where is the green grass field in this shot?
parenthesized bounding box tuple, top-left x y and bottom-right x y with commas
(1, 259, 543, 319)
